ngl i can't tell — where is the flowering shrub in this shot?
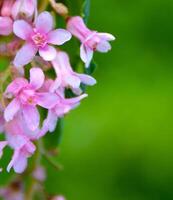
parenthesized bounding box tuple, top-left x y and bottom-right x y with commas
(0, 0, 114, 199)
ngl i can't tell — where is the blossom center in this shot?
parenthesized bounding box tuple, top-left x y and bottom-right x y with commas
(19, 89, 36, 105)
(32, 32, 47, 48)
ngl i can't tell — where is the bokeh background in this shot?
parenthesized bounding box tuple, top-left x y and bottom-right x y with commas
(1, 0, 173, 199)
(50, 0, 173, 200)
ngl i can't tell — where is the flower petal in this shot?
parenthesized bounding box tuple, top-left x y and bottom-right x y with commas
(36, 92, 58, 109)
(47, 29, 71, 45)
(39, 45, 56, 61)
(13, 20, 33, 40)
(77, 74, 97, 86)
(30, 68, 45, 90)
(4, 78, 28, 97)
(7, 149, 19, 172)
(64, 75, 81, 89)
(13, 152, 27, 173)
(80, 44, 93, 68)
(35, 11, 54, 33)
(43, 110, 58, 133)
(4, 99, 20, 122)
(98, 33, 116, 41)
(13, 43, 37, 67)
(0, 17, 13, 36)
(64, 94, 88, 104)
(22, 105, 40, 131)
(96, 40, 111, 53)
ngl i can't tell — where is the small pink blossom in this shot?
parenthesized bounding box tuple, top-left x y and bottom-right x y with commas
(32, 166, 46, 182)
(38, 80, 87, 136)
(67, 16, 115, 67)
(13, 11, 72, 67)
(4, 67, 58, 131)
(51, 51, 96, 94)
(0, 181, 24, 200)
(4, 114, 37, 173)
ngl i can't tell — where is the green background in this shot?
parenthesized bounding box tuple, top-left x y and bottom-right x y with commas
(1, 0, 173, 199)
(52, 0, 173, 200)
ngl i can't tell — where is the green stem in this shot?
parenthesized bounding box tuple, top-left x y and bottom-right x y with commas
(42, 149, 63, 171)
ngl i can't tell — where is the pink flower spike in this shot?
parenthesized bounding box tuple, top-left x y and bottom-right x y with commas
(51, 51, 96, 93)
(13, 11, 71, 67)
(67, 16, 115, 67)
(4, 68, 58, 131)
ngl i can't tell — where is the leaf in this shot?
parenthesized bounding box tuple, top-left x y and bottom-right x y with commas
(81, 0, 91, 24)
(43, 118, 64, 150)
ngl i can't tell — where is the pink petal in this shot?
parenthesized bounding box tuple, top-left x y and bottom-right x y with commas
(96, 40, 111, 53)
(13, 153, 27, 173)
(98, 33, 116, 41)
(77, 74, 97, 86)
(64, 94, 88, 104)
(50, 78, 62, 92)
(4, 78, 28, 97)
(30, 68, 45, 90)
(0, 17, 13, 36)
(22, 105, 40, 131)
(36, 92, 58, 109)
(4, 99, 20, 122)
(47, 29, 71, 45)
(13, 43, 37, 67)
(43, 110, 58, 132)
(13, 20, 33, 40)
(35, 11, 54, 33)
(80, 44, 93, 68)
(64, 75, 81, 89)
(7, 149, 19, 172)
(39, 45, 56, 61)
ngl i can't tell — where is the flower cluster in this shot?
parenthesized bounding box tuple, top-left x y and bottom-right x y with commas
(0, 0, 114, 175)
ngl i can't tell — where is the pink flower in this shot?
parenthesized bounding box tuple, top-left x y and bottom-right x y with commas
(51, 51, 96, 94)
(32, 166, 46, 182)
(67, 16, 115, 67)
(13, 11, 72, 67)
(0, 181, 24, 200)
(0, 16, 13, 35)
(39, 80, 87, 135)
(4, 68, 58, 131)
(4, 115, 36, 173)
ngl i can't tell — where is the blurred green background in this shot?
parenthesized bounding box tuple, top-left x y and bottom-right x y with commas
(47, 0, 173, 200)
(1, 0, 173, 199)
